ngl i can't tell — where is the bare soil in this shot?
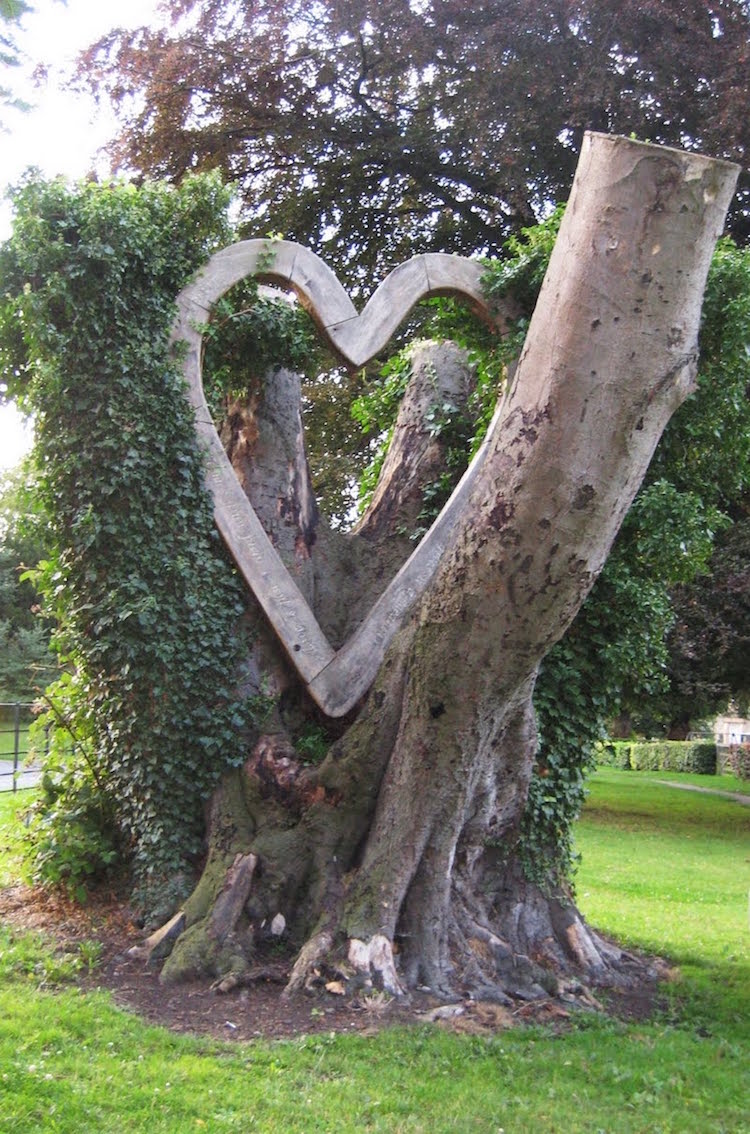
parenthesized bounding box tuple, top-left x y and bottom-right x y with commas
(0, 881, 661, 1043)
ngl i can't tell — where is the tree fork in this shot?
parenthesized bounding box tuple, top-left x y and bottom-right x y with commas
(156, 134, 737, 1003)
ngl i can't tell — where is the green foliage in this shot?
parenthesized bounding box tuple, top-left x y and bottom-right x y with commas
(602, 741, 717, 775)
(633, 741, 717, 774)
(200, 277, 321, 419)
(351, 349, 413, 439)
(727, 742, 750, 782)
(648, 238, 750, 510)
(0, 172, 269, 908)
(293, 723, 330, 766)
(596, 741, 632, 770)
(351, 349, 414, 513)
(0, 465, 57, 700)
(20, 673, 120, 899)
(726, 739, 748, 784)
(352, 330, 506, 529)
(482, 205, 565, 312)
(24, 769, 120, 903)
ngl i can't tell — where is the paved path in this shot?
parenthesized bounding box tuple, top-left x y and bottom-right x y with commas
(0, 759, 41, 792)
(655, 780, 750, 807)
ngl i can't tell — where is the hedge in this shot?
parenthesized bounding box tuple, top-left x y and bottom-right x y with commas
(598, 739, 717, 774)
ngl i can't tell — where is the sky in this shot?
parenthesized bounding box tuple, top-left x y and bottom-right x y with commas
(0, 0, 166, 470)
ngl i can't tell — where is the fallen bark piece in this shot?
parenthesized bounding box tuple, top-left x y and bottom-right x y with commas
(208, 852, 258, 942)
(283, 930, 334, 996)
(211, 965, 288, 994)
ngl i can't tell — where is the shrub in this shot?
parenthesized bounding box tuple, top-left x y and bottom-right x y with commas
(599, 741, 634, 769)
(627, 740, 717, 775)
(727, 742, 750, 782)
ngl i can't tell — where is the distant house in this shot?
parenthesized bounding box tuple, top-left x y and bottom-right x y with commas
(714, 713, 750, 746)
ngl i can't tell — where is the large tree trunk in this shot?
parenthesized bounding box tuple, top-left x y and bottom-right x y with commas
(158, 135, 737, 1003)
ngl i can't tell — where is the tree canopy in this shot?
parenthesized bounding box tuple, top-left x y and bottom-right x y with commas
(80, 0, 750, 288)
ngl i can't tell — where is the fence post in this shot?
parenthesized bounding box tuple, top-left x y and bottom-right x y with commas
(12, 701, 21, 794)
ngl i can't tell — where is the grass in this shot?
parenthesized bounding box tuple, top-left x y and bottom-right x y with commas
(576, 769, 750, 1042)
(0, 711, 32, 759)
(0, 776, 748, 1133)
(0, 789, 28, 887)
(601, 766, 749, 794)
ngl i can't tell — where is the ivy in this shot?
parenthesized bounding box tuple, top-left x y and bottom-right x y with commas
(200, 278, 321, 418)
(0, 172, 272, 907)
(351, 349, 414, 515)
(494, 217, 750, 887)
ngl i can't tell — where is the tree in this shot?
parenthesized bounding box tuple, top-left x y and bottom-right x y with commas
(2, 136, 735, 996)
(158, 135, 738, 994)
(632, 518, 750, 737)
(79, 0, 750, 288)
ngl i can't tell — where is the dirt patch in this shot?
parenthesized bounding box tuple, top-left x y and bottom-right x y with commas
(0, 882, 663, 1042)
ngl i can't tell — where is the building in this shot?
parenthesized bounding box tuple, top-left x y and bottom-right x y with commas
(713, 713, 750, 746)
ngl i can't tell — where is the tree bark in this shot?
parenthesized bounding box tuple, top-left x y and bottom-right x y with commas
(159, 134, 737, 1002)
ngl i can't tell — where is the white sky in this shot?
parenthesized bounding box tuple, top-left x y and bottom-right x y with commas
(0, 0, 166, 469)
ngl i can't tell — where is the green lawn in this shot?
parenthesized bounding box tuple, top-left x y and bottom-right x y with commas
(0, 774, 748, 1133)
(0, 725, 31, 758)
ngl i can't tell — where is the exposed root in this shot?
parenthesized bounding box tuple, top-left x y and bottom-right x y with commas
(211, 965, 288, 994)
(283, 930, 334, 996)
(347, 934, 404, 996)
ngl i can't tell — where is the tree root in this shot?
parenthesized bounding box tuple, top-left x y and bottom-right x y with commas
(347, 934, 404, 996)
(283, 930, 334, 996)
(211, 965, 288, 994)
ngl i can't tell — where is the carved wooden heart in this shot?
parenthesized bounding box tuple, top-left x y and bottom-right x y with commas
(173, 240, 499, 716)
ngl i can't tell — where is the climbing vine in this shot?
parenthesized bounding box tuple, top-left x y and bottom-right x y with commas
(0, 173, 290, 906)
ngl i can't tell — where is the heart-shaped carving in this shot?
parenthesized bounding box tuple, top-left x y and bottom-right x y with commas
(173, 240, 499, 716)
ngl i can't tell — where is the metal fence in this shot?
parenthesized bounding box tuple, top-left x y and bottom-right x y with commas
(0, 702, 42, 792)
